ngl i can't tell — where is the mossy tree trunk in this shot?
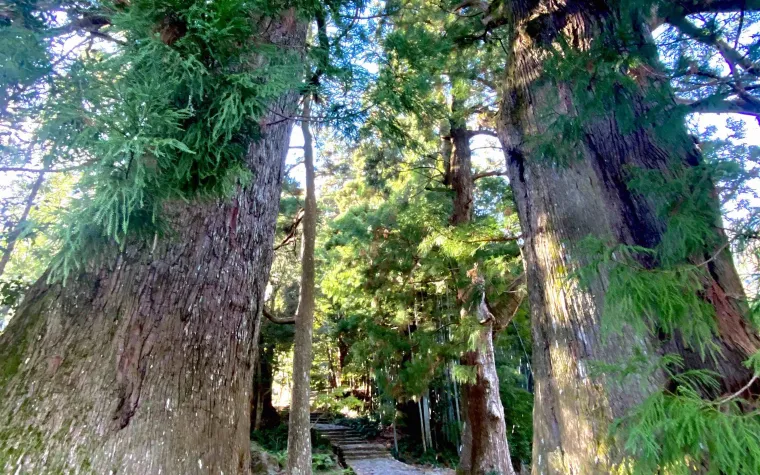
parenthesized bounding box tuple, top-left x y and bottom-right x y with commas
(496, 1, 759, 473)
(0, 15, 307, 475)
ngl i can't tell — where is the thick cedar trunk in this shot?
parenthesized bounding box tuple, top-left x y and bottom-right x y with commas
(496, 2, 758, 473)
(0, 15, 307, 474)
(286, 96, 317, 475)
(450, 109, 514, 475)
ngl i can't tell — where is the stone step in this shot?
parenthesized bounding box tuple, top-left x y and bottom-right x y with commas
(321, 431, 359, 437)
(342, 452, 390, 458)
(313, 421, 392, 469)
(318, 428, 353, 434)
(343, 453, 392, 460)
(338, 447, 388, 454)
(336, 443, 386, 449)
(322, 432, 362, 439)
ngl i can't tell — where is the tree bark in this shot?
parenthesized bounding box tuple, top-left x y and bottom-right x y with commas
(496, 2, 759, 473)
(449, 99, 515, 475)
(286, 95, 317, 475)
(449, 117, 474, 226)
(458, 320, 514, 475)
(0, 14, 307, 475)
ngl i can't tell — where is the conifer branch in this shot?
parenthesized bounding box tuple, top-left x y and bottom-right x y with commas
(274, 208, 305, 251)
(717, 374, 758, 404)
(669, 15, 760, 76)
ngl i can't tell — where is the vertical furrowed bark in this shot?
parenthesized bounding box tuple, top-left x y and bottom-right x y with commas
(0, 14, 307, 475)
(496, 1, 759, 473)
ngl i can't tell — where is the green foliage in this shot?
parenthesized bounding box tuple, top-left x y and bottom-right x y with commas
(0, 278, 27, 309)
(313, 387, 364, 415)
(2, 0, 305, 280)
(614, 379, 760, 474)
(311, 453, 337, 471)
(576, 237, 719, 357)
(332, 414, 383, 439)
(252, 422, 290, 452)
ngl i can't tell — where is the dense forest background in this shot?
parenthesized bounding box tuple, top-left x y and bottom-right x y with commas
(2, 0, 760, 474)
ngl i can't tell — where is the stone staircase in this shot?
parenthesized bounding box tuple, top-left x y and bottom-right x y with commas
(310, 413, 391, 463)
(309, 413, 454, 475)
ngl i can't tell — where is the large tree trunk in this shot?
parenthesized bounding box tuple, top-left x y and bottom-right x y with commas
(0, 16, 307, 475)
(286, 96, 317, 475)
(496, 2, 759, 473)
(450, 114, 514, 475)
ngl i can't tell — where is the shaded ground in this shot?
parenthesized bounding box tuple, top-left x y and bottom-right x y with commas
(312, 422, 454, 475)
(348, 458, 454, 475)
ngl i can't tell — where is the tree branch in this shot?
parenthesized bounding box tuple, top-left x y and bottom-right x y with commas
(463, 235, 521, 244)
(670, 15, 759, 75)
(473, 170, 509, 180)
(263, 307, 295, 324)
(652, 1, 760, 30)
(466, 129, 498, 139)
(274, 208, 305, 251)
(678, 96, 760, 123)
(673, 0, 760, 16)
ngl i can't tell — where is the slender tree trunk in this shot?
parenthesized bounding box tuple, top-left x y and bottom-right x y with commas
(286, 95, 317, 475)
(253, 337, 280, 432)
(0, 15, 306, 475)
(441, 122, 453, 187)
(449, 123, 474, 226)
(422, 391, 433, 450)
(253, 355, 266, 432)
(418, 399, 428, 453)
(327, 346, 338, 389)
(450, 105, 515, 475)
(496, 2, 759, 473)
(0, 171, 44, 279)
(338, 335, 349, 373)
